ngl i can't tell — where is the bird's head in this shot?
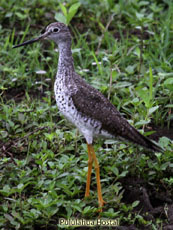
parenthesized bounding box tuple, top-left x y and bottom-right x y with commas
(13, 22, 71, 48)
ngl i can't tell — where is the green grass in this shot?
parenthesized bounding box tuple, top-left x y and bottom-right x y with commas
(0, 0, 173, 229)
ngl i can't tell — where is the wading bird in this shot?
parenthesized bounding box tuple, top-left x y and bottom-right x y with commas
(14, 22, 163, 212)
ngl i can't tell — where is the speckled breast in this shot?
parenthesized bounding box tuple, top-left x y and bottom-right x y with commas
(54, 75, 113, 143)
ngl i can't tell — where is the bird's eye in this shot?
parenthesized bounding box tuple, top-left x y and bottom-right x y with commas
(53, 27, 59, 33)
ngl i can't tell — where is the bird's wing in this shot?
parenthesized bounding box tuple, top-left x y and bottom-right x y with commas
(68, 73, 163, 152)
(69, 73, 132, 137)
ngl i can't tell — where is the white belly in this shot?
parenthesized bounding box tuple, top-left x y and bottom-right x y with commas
(54, 78, 113, 144)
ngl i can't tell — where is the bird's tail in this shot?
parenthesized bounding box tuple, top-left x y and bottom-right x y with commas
(125, 125, 163, 153)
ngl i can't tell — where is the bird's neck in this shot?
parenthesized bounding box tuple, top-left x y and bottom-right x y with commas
(57, 41, 74, 75)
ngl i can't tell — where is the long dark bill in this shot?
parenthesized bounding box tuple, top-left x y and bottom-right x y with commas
(13, 37, 41, 48)
(13, 30, 50, 48)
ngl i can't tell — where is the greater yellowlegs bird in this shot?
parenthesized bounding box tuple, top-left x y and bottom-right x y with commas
(14, 22, 163, 212)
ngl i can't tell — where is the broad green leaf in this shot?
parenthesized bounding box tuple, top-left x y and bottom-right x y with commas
(15, 12, 27, 20)
(148, 105, 159, 115)
(164, 78, 173, 91)
(165, 104, 173, 108)
(67, 3, 81, 24)
(136, 87, 150, 107)
(135, 120, 150, 127)
(17, 183, 24, 190)
(69, 2, 81, 14)
(125, 65, 135, 74)
(66, 206, 72, 218)
(4, 214, 14, 223)
(132, 200, 140, 208)
(59, 3, 67, 17)
(136, 12, 145, 20)
(55, 13, 67, 25)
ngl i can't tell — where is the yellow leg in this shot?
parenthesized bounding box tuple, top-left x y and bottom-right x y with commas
(87, 144, 105, 212)
(85, 144, 93, 197)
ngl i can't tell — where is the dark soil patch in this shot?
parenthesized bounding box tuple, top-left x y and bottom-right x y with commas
(2, 87, 49, 102)
(119, 177, 173, 230)
(149, 126, 173, 141)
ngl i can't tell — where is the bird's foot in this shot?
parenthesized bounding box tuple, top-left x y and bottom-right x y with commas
(84, 192, 90, 198)
(98, 199, 106, 212)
